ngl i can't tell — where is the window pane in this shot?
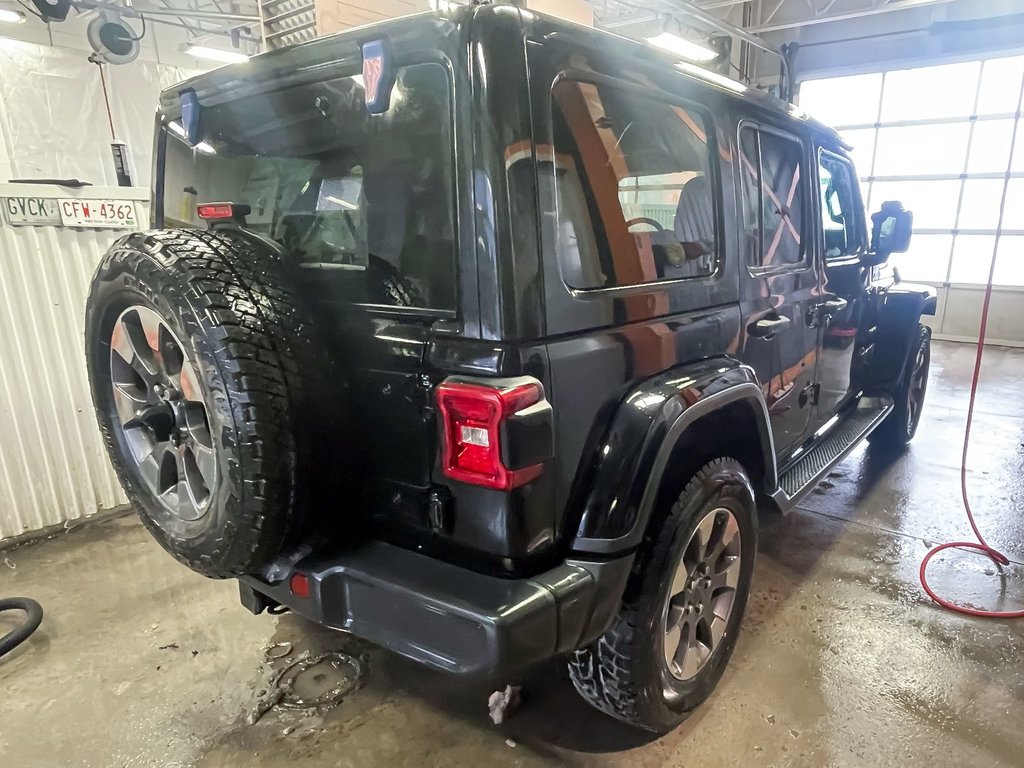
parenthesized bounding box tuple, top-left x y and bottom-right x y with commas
(868, 179, 960, 230)
(818, 152, 864, 258)
(890, 233, 951, 283)
(1000, 178, 1024, 229)
(977, 56, 1024, 115)
(551, 80, 718, 289)
(948, 234, 996, 284)
(739, 127, 761, 268)
(966, 119, 1021, 173)
(948, 234, 1024, 285)
(994, 235, 1024, 286)
(799, 73, 882, 127)
(880, 61, 980, 121)
(837, 127, 876, 177)
(958, 179, 1007, 229)
(161, 63, 457, 311)
(757, 131, 807, 268)
(873, 123, 970, 176)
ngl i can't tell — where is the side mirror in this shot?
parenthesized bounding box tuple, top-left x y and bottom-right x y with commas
(866, 201, 913, 265)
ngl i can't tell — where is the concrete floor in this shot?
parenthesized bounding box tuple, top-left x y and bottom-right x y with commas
(2, 340, 1023, 768)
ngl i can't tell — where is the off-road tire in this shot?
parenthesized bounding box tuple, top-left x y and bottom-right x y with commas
(868, 323, 931, 449)
(86, 228, 339, 578)
(568, 458, 757, 732)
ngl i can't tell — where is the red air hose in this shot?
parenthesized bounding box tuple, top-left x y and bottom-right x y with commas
(918, 76, 1024, 620)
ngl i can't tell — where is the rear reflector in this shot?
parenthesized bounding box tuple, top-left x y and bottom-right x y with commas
(290, 573, 310, 599)
(436, 381, 545, 490)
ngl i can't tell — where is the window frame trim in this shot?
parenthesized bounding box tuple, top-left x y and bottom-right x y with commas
(548, 73, 726, 295)
(737, 118, 814, 278)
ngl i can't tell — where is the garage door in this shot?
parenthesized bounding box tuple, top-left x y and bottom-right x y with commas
(799, 55, 1024, 346)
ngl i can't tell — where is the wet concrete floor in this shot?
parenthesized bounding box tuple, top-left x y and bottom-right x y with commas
(1, 341, 1022, 767)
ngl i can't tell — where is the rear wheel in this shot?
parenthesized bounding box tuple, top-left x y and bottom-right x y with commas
(869, 324, 930, 449)
(568, 458, 757, 732)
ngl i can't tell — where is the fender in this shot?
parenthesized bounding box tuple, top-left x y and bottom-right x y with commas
(570, 357, 776, 556)
(866, 282, 937, 394)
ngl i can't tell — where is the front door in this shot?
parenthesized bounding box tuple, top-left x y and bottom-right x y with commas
(736, 122, 820, 457)
(814, 148, 870, 421)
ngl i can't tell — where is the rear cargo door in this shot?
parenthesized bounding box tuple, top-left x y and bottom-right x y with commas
(156, 57, 462, 523)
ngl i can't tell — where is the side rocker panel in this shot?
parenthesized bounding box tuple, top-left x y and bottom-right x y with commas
(571, 358, 776, 555)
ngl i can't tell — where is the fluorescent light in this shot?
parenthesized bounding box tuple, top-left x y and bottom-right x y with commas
(184, 44, 249, 64)
(194, 141, 216, 155)
(675, 61, 747, 93)
(167, 120, 186, 137)
(647, 32, 718, 63)
(0, 9, 25, 24)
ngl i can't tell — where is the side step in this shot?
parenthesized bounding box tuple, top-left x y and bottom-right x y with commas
(771, 397, 893, 513)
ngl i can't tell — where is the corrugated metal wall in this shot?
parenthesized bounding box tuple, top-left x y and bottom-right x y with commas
(0, 186, 150, 541)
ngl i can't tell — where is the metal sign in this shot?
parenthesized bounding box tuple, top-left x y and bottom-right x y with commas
(3, 196, 62, 226)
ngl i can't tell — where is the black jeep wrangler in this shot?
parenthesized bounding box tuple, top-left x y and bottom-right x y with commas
(86, 3, 934, 731)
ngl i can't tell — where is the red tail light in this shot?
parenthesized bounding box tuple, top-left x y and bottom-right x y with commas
(197, 203, 234, 219)
(436, 380, 546, 490)
(196, 202, 251, 221)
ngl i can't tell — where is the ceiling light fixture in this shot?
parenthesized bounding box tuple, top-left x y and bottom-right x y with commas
(0, 8, 26, 24)
(183, 44, 249, 64)
(646, 32, 719, 63)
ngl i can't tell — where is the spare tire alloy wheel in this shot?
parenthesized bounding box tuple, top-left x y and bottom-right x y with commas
(89, 230, 340, 578)
(109, 305, 217, 523)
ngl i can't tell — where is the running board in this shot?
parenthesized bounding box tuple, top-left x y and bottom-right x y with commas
(771, 397, 894, 514)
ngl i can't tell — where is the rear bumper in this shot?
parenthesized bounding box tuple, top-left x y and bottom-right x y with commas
(239, 542, 632, 679)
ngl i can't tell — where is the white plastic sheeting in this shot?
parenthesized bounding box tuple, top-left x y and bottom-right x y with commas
(0, 184, 150, 540)
(0, 37, 201, 189)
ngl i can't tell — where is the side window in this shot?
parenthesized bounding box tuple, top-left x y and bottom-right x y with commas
(551, 80, 719, 290)
(739, 125, 808, 271)
(818, 151, 864, 259)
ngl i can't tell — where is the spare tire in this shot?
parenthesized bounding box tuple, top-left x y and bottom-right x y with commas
(86, 229, 338, 578)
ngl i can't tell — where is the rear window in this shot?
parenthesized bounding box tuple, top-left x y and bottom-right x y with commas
(549, 80, 719, 291)
(159, 62, 456, 312)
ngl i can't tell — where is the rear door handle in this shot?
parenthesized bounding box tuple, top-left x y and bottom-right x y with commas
(748, 315, 791, 340)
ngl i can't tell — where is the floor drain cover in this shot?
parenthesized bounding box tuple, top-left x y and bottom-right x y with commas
(274, 652, 361, 711)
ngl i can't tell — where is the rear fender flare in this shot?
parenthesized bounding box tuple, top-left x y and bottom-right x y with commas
(570, 358, 776, 556)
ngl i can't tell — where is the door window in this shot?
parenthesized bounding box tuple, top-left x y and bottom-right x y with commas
(739, 126, 808, 271)
(550, 80, 719, 290)
(818, 151, 865, 259)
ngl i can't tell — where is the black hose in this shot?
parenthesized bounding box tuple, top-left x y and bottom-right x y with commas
(0, 598, 43, 658)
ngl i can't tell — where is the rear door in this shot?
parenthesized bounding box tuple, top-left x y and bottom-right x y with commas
(736, 121, 820, 457)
